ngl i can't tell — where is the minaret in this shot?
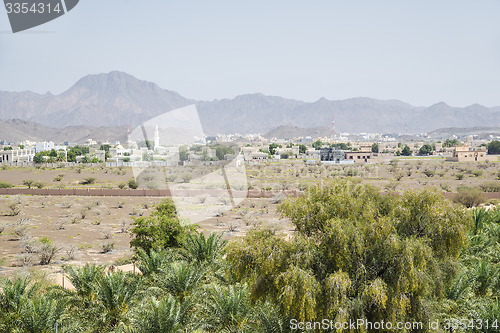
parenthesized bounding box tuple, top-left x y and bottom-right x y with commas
(154, 124, 160, 150)
(126, 127, 132, 146)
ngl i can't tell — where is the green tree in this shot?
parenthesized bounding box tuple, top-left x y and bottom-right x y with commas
(268, 143, 280, 156)
(419, 144, 434, 155)
(298, 144, 307, 154)
(130, 199, 194, 253)
(227, 180, 472, 324)
(215, 145, 235, 160)
(371, 142, 379, 153)
(312, 140, 322, 150)
(487, 140, 500, 154)
(401, 145, 412, 156)
(443, 139, 461, 147)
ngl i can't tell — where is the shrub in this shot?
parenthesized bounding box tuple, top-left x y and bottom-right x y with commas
(128, 178, 138, 189)
(117, 182, 127, 189)
(100, 242, 115, 253)
(39, 237, 58, 265)
(7, 202, 21, 216)
(129, 199, 194, 253)
(0, 181, 13, 188)
(455, 173, 464, 180)
(53, 174, 64, 182)
(33, 181, 45, 189)
(423, 169, 435, 177)
(22, 180, 35, 188)
(80, 177, 97, 185)
(13, 225, 28, 239)
(453, 187, 486, 208)
(479, 181, 500, 193)
(471, 170, 483, 177)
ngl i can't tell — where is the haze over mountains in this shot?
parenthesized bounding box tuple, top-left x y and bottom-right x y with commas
(1, 71, 500, 142)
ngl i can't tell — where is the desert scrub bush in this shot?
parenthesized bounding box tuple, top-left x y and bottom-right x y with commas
(385, 181, 399, 191)
(12, 225, 28, 240)
(128, 178, 138, 189)
(6, 201, 21, 216)
(117, 200, 126, 208)
(423, 169, 435, 177)
(0, 181, 13, 188)
(479, 181, 500, 193)
(102, 230, 113, 239)
(53, 174, 64, 182)
(22, 179, 35, 188)
(271, 193, 287, 204)
(455, 173, 465, 180)
(100, 242, 115, 253)
(471, 170, 483, 177)
(39, 236, 58, 265)
(182, 173, 193, 183)
(33, 181, 45, 189)
(437, 171, 446, 177)
(440, 183, 452, 192)
(344, 168, 359, 177)
(453, 187, 486, 208)
(64, 245, 78, 261)
(117, 182, 127, 189)
(395, 171, 404, 181)
(80, 177, 97, 185)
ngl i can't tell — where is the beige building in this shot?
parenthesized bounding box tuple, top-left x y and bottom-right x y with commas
(446, 145, 489, 162)
(344, 151, 373, 162)
(0, 148, 35, 165)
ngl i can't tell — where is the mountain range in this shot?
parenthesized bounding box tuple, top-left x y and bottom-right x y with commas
(1, 71, 500, 140)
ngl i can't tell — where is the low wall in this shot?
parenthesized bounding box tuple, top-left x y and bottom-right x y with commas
(0, 188, 303, 198)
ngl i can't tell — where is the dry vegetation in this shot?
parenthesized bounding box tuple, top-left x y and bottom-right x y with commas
(0, 157, 499, 276)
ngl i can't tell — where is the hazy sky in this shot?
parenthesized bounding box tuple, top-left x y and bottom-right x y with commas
(1, 0, 500, 107)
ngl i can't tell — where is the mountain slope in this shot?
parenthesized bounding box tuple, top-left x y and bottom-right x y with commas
(1, 71, 500, 134)
(0, 119, 127, 144)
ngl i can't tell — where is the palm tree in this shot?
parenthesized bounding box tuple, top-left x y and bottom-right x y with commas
(180, 232, 227, 266)
(128, 295, 197, 333)
(134, 248, 172, 277)
(16, 294, 64, 333)
(0, 276, 39, 331)
(154, 261, 206, 303)
(93, 271, 142, 330)
(198, 284, 252, 333)
(63, 264, 106, 299)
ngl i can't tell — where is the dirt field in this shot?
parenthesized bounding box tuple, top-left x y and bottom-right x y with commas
(1, 157, 499, 278)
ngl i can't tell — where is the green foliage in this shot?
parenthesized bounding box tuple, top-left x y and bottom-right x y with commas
(371, 142, 379, 153)
(487, 140, 500, 154)
(453, 186, 486, 208)
(311, 140, 322, 150)
(401, 145, 412, 156)
(330, 142, 351, 150)
(298, 144, 307, 154)
(130, 199, 194, 253)
(419, 143, 434, 155)
(128, 178, 138, 189)
(80, 177, 97, 185)
(227, 180, 472, 324)
(215, 145, 235, 161)
(480, 181, 500, 192)
(3, 146, 13, 150)
(443, 139, 462, 147)
(0, 181, 13, 188)
(67, 145, 89, 162)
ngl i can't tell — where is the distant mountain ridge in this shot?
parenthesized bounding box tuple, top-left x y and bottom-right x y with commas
(1, 71, 500, 135)
(0, 119, 127, 144)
